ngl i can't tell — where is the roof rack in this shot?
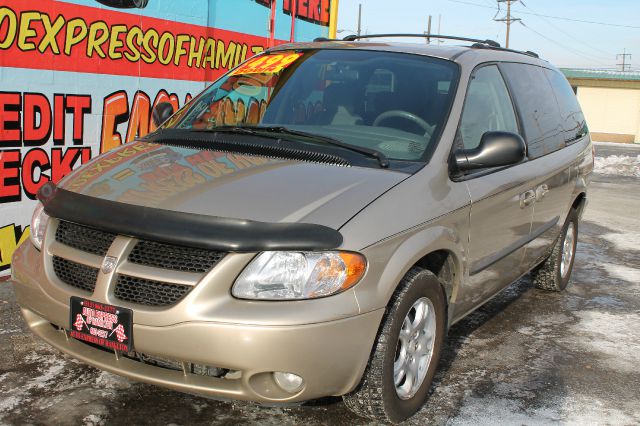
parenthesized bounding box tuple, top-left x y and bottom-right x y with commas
(341, 34, 541, 59)
(470, 41, 539, 58)
(342, 33, 501, 48)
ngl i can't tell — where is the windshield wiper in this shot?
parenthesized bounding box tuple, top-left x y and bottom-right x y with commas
(253, 126, 389, 168)
(190, 126, 262, 137)
(191, 125, 389, 168)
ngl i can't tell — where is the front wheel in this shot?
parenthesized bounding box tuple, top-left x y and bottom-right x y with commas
(532, 208, 579, 291)
(343, 268, 446, 423)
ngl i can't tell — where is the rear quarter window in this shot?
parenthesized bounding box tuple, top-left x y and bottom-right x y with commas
(543, 68, 588, 144)
(500, 63, 564, 159)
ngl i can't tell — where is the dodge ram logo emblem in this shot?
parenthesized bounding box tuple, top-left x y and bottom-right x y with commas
(101, 256, 118, 274)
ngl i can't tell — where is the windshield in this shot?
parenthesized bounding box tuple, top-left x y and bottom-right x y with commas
(166, 49, 459, 162)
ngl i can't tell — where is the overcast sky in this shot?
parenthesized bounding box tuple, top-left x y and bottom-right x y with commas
(337, 0, 639, 70)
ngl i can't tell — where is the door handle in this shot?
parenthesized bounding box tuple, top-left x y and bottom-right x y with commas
(520, 190, 536, 208)
(536, 184, 549, 200)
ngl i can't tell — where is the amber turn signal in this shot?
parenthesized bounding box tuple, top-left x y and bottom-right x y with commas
(339, 252, 367, 290)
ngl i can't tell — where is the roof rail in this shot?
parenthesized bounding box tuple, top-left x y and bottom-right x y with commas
(471, 41, 540, 58)
(342, 34, 542, 59)
(342, 33, 501, 48)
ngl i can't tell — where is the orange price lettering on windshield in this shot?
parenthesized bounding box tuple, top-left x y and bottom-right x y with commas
(230, 53, 303, 75)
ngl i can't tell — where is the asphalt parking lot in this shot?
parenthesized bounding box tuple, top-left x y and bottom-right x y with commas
(1, 144, 639, 425)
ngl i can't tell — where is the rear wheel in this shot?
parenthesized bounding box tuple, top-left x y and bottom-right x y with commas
(532, 208, 579, 291)
(343, 268, 446, 423)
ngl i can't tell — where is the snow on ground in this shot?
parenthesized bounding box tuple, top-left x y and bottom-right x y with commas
(594, 154, 640, 177)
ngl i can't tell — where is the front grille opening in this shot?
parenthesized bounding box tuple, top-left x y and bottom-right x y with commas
(67, 329, 241, 379)
(123, 352, 231, 378)
(129, 240, 226, 273)
(55, 220, 117, 256)
(191, 364, 230, 378)
(131, 353, 184, 372)
(114, 275, 192, 306)
(52, 256, 99, 293)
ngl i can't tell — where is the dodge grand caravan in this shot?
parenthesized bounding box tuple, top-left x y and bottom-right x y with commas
(10, 35, 592, 423)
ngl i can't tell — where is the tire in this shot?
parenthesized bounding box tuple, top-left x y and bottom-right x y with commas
(532, 208, 579, 291)
(343, 268, 446, 424)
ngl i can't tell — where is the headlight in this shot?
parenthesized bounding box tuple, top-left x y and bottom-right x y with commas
(30, 203, 49, 250)
(232, 251, 366, 300)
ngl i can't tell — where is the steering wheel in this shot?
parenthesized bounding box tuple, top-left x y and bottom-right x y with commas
(373, 110, 434, 138)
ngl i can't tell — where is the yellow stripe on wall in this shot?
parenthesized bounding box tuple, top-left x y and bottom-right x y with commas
(329, 0, 339, 38)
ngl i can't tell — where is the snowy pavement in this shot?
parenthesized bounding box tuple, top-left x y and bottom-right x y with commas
(594, 154, 640, 177)
(593, 142, 640, 178)
(1, 147, 639, 425)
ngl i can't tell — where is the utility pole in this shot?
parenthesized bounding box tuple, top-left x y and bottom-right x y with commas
(425, 15, 432, 44)
(495, 0, 520, 48)
(357, 4, 362, 37)
(617, 49, 632, 72)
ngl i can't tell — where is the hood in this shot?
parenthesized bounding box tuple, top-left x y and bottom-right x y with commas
(59, 142, 408, 229)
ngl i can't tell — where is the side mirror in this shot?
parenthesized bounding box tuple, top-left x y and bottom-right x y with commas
(152, 102, 174, 127)
(453, 131, 526, 173)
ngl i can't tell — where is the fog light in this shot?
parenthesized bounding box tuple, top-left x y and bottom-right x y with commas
(273, 372, 304, 393)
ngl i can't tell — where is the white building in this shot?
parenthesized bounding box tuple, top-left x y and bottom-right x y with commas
(562, 69, 640, 144)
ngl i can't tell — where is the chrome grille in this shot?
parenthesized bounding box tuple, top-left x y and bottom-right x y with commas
(52, 256, 99, 293)
(55, 220, 116, 256)
(128, 240, 226, 273)
(114, 275, 192, 306)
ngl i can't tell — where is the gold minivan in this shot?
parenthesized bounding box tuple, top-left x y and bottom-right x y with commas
(11, 35, 592, 423)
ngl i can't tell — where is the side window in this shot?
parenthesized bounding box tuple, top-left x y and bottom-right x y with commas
(544, 68, 588, 143)
(458, 65, 519, 150)
(501, 63, 564, 159)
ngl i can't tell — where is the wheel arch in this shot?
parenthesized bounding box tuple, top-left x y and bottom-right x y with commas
(572, 191, 587, 217)
(414, 250, 458, 305)
(357, 225, 466, 327)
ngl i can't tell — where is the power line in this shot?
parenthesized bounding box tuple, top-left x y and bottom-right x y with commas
(617, 49, 632, 72)
(513, 7, 640, 30)
(481, 0, 498, 8)
(494, 0, 520, 48)
(447, 0, 640, 29)
(517, 0, 612, 58)
(518, 21, 611, 67)
(445, 0, 619, 67)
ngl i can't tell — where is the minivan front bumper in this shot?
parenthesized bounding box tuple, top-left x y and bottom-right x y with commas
(10, 238, 384, 403)
(15, 302, 382, 403)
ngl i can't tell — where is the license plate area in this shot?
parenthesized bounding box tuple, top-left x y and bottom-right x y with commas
(69, 297, 133, 352)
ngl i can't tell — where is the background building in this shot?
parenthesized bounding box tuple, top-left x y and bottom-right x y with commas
(562, 69, 640, 144)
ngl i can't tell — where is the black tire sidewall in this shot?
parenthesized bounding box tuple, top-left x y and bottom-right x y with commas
(555, 209, 579, 290)
(382, 271, 446, 423)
